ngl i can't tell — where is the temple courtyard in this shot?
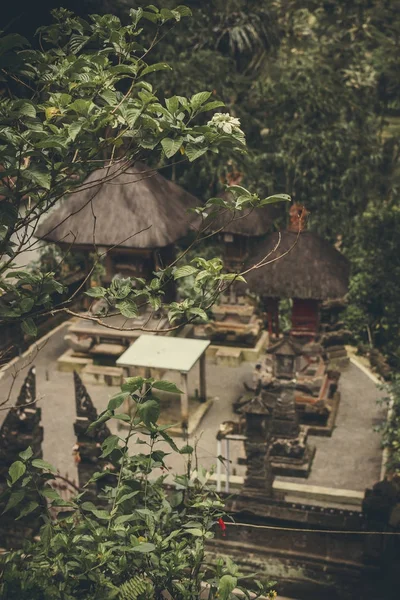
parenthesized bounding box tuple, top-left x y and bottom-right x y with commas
(0, 321, 387, 500)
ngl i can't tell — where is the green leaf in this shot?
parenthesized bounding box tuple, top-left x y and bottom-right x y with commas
(226, 185, 252, 197)
(152, 380, 182, 394)
(8, 461, 26, 484)
(15, 501, 39, 520)
(138, 399, 160, 427)
(2, 490, 25, 514)
(141, 62, 171, 76)
(101, 434, 120, 457)
(116, 490, 139, 505)
(87, 409, 112, 431)
(185, 145, 208, 162)
(259, 193, 291, 205)
(218, 574, 238, 600)
(22, 167, 51, 190)
(85, 286, 106, 298)
(82, 504, 110, 520)
(31, 459, 57, 473)
(21, 318, 37, 337)
(184, 528, 203, 536)
(173, 265, 199, 280)
(161, 136, 184, 158)
(19, 447, 33, 461)
(41, 487, 62, 500)
(191, 91, 212, 109)
(131, 542, 156, 553)
(15, 101, 36, 118)
(112, 413, 131, 423)
(197, 100, 225, 113)
(188, 307, 208, 321)
(122, 376, 144, 393)
(180, 445, 193, 454)
(108, 392, 130, 411)
(165, 96, 179, 114)
(116, 298, 138, 318)
(175, 5, 192, 17)
(40, 522, 53, 551)
(159, 429, 179, 452)
(68, 120, 83, 141)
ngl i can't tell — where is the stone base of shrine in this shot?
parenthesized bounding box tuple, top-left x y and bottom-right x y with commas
(302, 391, 341, 437)
(270, 445, 316, 478)
(205, 330, 269, 366)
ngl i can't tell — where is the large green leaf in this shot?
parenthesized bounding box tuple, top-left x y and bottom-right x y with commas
(121, 376, 144, 393)
(116, 298, 138, 318)
(173, 265, 198, 280)
(8, 461, 26, 484)
(218, 575, 238, 600)
(138, 399, 160, 426)
(108, 392, 130, 411)
(152, 380, 182, 394)
(31, 459, 57, 473)
(85, 287, 106, 298)
(19, 447, 33, 461)
(21, 318, 37, 337)
(161, 136, 184, 158)
(131, 542, 156, 553)
(101, 434, 120, 457)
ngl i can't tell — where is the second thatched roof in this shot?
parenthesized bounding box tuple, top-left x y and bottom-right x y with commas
(243, 230, 349, 300)
(36, 162, 199, 249)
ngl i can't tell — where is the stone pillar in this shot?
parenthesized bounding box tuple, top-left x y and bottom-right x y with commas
(241, 386, 275, 498)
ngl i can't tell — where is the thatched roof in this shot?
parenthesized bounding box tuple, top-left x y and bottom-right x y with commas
(206, 191, 280, 237)
(36, 162, 199, 249)
(243, 230, 349, 300)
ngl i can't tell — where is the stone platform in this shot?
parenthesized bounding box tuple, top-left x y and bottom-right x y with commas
(206, 330, 269, 366)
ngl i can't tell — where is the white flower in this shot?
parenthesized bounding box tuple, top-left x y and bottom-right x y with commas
(207, 112, 243, 135)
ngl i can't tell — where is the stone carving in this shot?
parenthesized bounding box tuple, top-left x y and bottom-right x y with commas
(73, 371, 112, 490)
(268, 385, 316, 477)
(241, 388, 275, 496)
(0, 367, 43, 472)
(0, 367, 43, 547)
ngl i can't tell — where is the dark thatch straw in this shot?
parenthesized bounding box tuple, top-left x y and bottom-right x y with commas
(36, 162, 200, 249)
(206, 191, 280, 236)
(244, 230, 349, 300)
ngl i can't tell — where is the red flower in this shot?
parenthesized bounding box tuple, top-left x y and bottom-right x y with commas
(218, 517, 226, 537)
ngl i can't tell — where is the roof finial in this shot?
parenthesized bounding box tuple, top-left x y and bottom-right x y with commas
(288, 203, 309, 232)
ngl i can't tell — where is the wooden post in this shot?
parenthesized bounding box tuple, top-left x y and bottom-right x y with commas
(180, 372, 189, 430)
(199, 354, 206, 403)
(122, 367, 131, 417)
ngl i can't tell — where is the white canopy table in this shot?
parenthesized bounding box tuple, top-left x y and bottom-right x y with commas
(116, 335, 210, 428)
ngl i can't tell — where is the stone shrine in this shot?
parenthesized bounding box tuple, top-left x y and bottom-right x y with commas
(267, 384, 316, 477)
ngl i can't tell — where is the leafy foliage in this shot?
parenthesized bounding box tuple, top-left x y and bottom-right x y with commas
(377, 375, 400, 475)
(0, 377, 274, 599)
(0, 5, 287, 339)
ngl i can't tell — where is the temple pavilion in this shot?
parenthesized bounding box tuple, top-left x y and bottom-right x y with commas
(36, 161, 199, 285)
(243, 204, 349, 340)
